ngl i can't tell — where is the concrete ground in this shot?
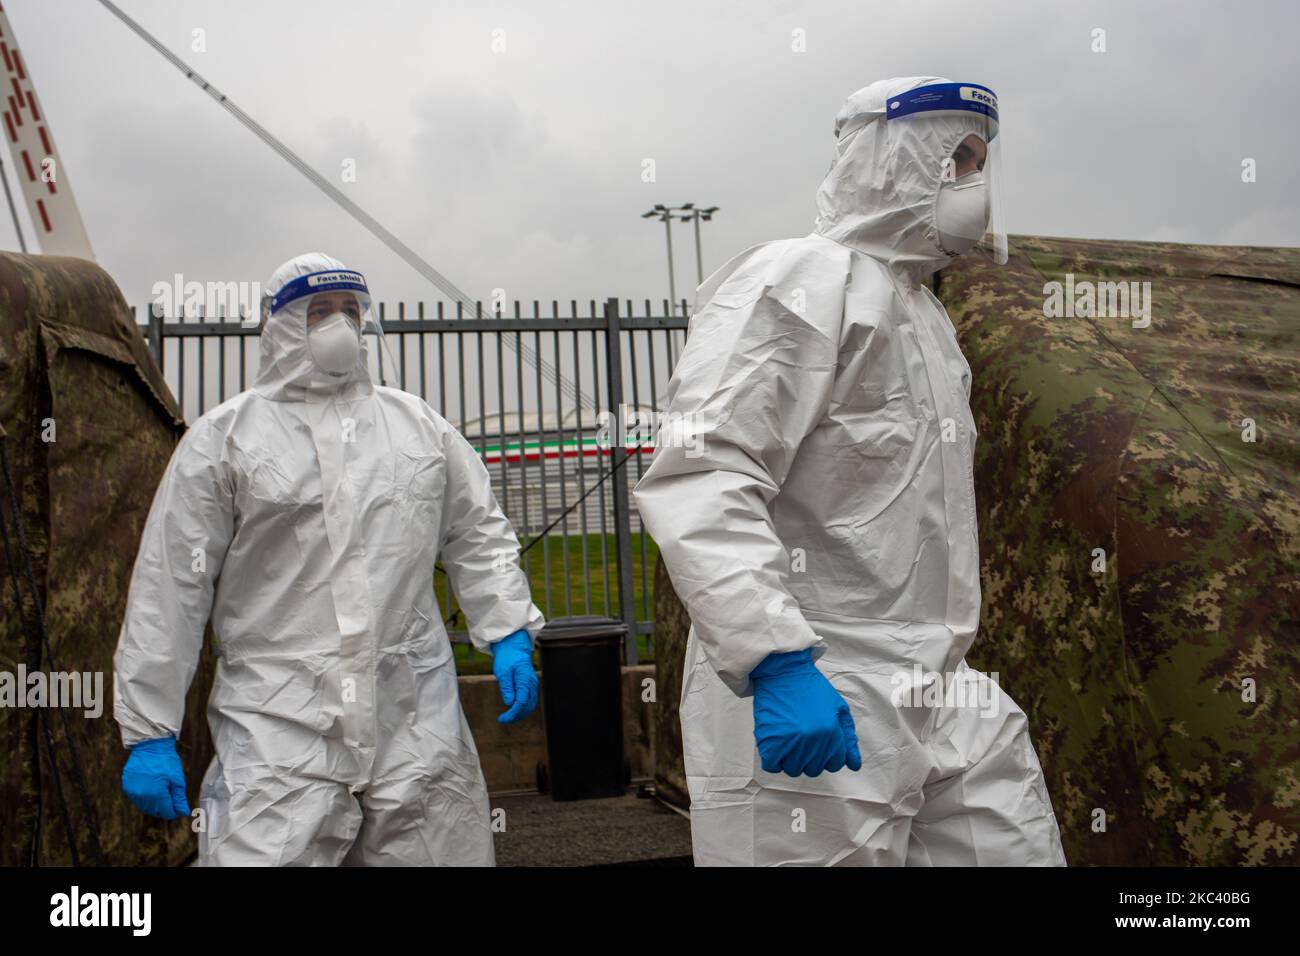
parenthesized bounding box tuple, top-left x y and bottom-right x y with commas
(490, 788, 694, 867)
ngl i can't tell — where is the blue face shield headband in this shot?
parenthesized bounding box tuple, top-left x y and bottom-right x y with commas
(270, 269, 371, 315)
(885, 82, 998, 140)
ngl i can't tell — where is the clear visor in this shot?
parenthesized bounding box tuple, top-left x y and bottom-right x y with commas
(942, 115, 1006, 264)
(363, 310, 399, 386)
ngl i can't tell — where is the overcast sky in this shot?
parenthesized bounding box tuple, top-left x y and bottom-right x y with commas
(7, 0, 1298, 313)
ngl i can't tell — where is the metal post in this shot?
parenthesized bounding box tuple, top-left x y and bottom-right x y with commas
(662, 218, 678, 318)
(693, 211, 704, 285)
(148, 302, 163, 372)
(603, 296, 638, 664)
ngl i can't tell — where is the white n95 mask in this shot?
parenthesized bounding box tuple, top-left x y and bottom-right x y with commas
(935, 170, 990, 256)
(308, 312, 361, 374)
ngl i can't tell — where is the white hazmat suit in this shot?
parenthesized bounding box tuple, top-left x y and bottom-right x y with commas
(634, 78, 1067, 866)
(114, 253, 544, 866)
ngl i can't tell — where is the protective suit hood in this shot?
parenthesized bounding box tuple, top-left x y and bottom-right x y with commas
(253, 252, 376, 401)
(813, 76, 995, 278)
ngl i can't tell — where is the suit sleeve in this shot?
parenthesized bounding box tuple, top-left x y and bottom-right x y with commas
(437, 424, 545, 652)
(633, 250, 844, 694)
(113, 416, 234, 747)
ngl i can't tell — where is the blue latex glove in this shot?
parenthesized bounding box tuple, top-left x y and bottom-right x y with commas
(121, 736, 190, 820)
(750, 649, 863, 777)
(491, 629, 539, 724)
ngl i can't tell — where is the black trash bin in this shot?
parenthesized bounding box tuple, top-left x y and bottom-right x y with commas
(536, 615, 628, 801)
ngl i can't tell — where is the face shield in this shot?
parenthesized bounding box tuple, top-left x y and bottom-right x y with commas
(265, 267, 399, 386)
(886, 82, 1006, 264)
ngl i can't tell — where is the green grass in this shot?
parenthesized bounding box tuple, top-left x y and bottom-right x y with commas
(441, 532, 659, 674)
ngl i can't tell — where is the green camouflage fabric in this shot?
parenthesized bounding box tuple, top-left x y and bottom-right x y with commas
(937, 236, 1300, 866)
(651, 554, 689, 809)
(0, 251, 215, 866)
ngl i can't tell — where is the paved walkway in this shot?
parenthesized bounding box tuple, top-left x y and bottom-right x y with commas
(490, 790, 693, 867)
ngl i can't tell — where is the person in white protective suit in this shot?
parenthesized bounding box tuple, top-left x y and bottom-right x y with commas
(114, 252, 544, 866)
(633, 78, 1068, 866)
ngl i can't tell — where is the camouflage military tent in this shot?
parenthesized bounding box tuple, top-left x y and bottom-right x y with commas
(651, 557, 689, 810)
(938, 236, 1299, 866)
(652, 235, 1299, 866)
(0, 251, 214, 866)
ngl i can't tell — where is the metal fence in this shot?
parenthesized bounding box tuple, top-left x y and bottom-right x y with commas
(134, 298, 691, 665)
